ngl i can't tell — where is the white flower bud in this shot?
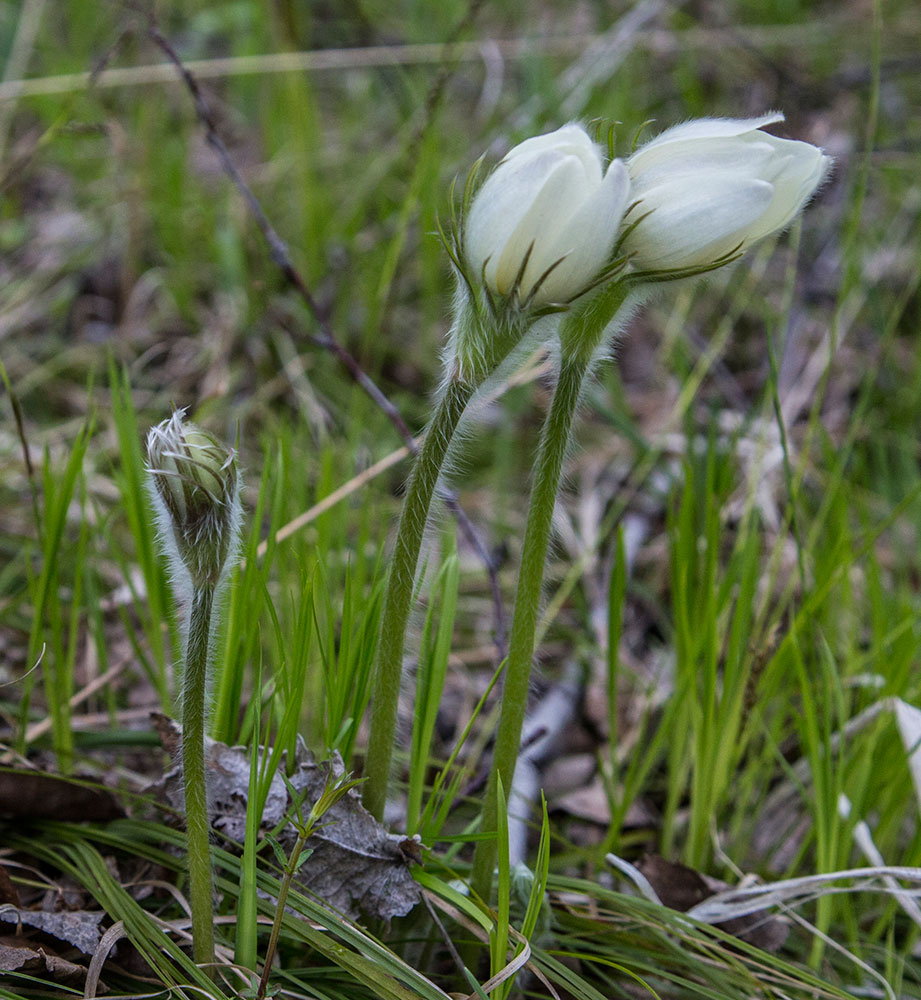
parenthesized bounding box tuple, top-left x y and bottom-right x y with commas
(464, 124, 630, 306)
(624, 112, 830, 271)
(146, 411, 241, 589)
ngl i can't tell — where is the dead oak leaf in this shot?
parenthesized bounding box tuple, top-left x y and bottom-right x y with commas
(0, 938, 88, 984)
(280, 747, 420, 922)
(0, 940, 36, 973)
(0, 906, 104, 955)
(154, 717, 420, 923)
(636, 854, 788, 952)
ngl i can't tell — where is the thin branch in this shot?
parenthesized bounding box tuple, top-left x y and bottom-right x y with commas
(147, 24, 414, 446)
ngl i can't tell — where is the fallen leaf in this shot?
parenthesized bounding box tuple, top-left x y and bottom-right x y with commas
(542, 753, 597, 798)
(0, 907, 104, 955)
(152, 713, 289, 845)
(636, 855, 788, 952)
(0, 940, 36, 973)
(551, 773, 657, 831)
(553, 778, 612, 824)
(41, 949, 90, 984)
(0, 769, 124, 822)
(282, 746, 420, 922)
(0, 939, 88, 984)
(155, 717, 420, 922)
(0, 864, 21, 906)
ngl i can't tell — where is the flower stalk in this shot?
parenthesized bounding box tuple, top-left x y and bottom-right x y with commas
(470, 353, 589, 903)
(146, 411, 241, 973)
(363, 376, 476, 820)
(360, 300, 532, 821)
(470, 275, 631, 903)
(182, 583, 217, 971)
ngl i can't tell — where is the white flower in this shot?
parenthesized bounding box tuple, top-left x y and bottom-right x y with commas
(624, 112, 830, 270)
(464, 124, 630, 306)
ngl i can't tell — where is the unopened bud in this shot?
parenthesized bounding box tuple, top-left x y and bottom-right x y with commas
(464, 124, 630, 307)
(624, 112, 830, 271)
(146, 411, 241, 588)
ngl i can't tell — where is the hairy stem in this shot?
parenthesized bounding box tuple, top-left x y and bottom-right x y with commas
(471, 356, 589, 902)
(183, 584, 216, 972)
(363, 377, 476, 820)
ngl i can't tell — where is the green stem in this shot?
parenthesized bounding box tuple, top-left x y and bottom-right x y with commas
(363, 377, 477, 820)
(471, 355, 589, 902)
(183, 583, 216, 973)
(257, 830, 308, 1000)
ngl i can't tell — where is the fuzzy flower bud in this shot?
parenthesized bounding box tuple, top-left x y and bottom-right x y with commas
(146, 411, 241, 589)
(464, 124, 630, 306)
(624, 112, 830, 271)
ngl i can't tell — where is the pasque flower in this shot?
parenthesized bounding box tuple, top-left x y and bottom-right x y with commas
(145, 411, 243, 972)
(147, 411, 241, 589)
(624, 112, 830, 270)
(464, 124, 630, 306)
(367, 126, 629, 820)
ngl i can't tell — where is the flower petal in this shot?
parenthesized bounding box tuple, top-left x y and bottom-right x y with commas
(537, 159, 631, 301)
(493, 155, 591, 295)
(466, 149, 573, 289)
(623, 111, 828, 273)
(629, 137, 779, 190)
(631, 112, 784, 165)
(502, 124, 603, 184)
(627, 174, 774, 269)
(750, 142, 830, 240)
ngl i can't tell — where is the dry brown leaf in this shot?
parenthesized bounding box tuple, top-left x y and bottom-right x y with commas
(0, 940, 36, 973)
(281, 747, 421, 921)
(0, 938, 88, 984)
(154, 716, 420, 922)
(0, 907, 104, 955)
(636, 854, 788, 952)
(0, 770, 124, 822)
(553, 778, 612, 825)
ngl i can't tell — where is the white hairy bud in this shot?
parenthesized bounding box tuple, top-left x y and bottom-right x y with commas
(146, 411, 241, 589)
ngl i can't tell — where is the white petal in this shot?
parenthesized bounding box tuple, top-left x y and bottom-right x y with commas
(466, 149, 572, 289)
(503, 123, 603, 184)
(629, 137, 779, 190)
(628, 174, 774, 269)
(637, 111, 784, 149)
(537, 160, 631, 302)
(494, 155, 591, 295)
(630, 112, 784, 172)
(751, 144, 829, 240)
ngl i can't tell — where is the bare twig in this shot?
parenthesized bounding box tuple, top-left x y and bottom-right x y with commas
(144, 20, 507, 657)
(147, 25, 416, 443)
(0, 361, 41, 536)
